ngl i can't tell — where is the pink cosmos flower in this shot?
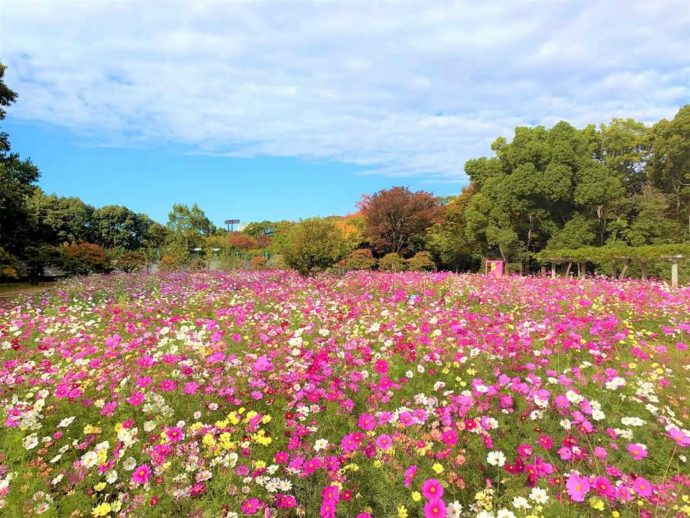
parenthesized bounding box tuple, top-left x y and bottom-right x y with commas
(593, 446, 607, 459)
(159, 379, 177, 392)
(566, 473, 590, 502)
(441, 429, 458, 447)
(131, 464, 151, 485)
(423, 498, 447, 518)
(627, 443, 648, 460)
(421, 478, 444, 500)
(254, 355, 273, 372)
(593, 476, 614, 498)
(374, 359, 389, 374)
(357, 413, 376, 431)
(375, 433, 392, 451)
(633, 476, 652, 498)
(404, 464, 417, 488)
(127, 391, 145, 406)
(517, 443, 533, 458)
(668, 427, 690, 447)
(164, 426, 184, 443)
(241, 498, 260, 514)
(183, 382, 199, 394)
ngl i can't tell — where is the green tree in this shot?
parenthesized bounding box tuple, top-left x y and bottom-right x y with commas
(406, 251, 436, 271)
(343, 248, 377, 271)
(28, 191, 95, 244)
(166, 203, 214, 250)
(280, 218, 349, 275)
(0, 64, 41, 256)
(92, 205, 150, 250)
(379, 252, 406, 272)
(426, 186, 478, 271)
(648, 105, 690, 237)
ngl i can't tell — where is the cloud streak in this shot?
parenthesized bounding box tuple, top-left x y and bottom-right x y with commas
(3, 0, 689, 180)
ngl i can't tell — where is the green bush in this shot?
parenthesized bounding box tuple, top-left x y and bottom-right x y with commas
(344, 249, 377, 270)
(379, 252, 406, 272)
(406, 251, 436, 271)
(281, 218, 349, 275)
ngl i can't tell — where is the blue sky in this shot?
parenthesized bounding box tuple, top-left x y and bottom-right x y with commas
(2, 0, 689, 225)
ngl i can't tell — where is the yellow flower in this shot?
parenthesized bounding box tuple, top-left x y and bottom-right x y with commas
(411, 491, 422, 502)
(202, 433, 216, 448)
(84, 425, 102, 435)
(228, 412, 240, 425)
(612, 512, 620, 517)
(432, 463, 444, 474)
(94, 482, 106, 492)
(254, 460, 267, 469)
(397, 505, 408, 518)
(373, 460, 382, 468)
(589, 496, 605, 511)
(92, 502, 112, 516)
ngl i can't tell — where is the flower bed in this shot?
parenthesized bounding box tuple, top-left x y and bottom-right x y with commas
(1, 271, 689, 517)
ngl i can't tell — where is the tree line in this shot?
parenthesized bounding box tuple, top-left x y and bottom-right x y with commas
(2, 62, 689, 280)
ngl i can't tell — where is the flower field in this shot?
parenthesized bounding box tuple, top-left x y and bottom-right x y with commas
(1, 271, 689, 518)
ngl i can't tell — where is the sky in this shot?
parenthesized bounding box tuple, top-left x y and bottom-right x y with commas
(1, 0, 689, 225)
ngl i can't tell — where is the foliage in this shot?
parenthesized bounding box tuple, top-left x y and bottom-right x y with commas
(228, 233, 260, 250)
(280, 218, 349, 275)
(406, 251, 436, 271)
(116, 251, 147, 273)
(343, 248, 377, 271)
(378, 252, 406, 272)
(426, 186, 478, 271)
(60, 242, 110, 275)
(360, 186, 443, 256)
(166, 203, 214, 250)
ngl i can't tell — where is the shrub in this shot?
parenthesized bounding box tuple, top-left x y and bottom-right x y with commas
(379, 252, 406, 272)
(250, 255, 267, 270)
(61, 243, 109, 275)
(228, 234, 259, 250)
(406, 251, 436, 271)
(117, 251, 146, 273)
(281, 218, 349, 275)
(344, 249, 377, 270)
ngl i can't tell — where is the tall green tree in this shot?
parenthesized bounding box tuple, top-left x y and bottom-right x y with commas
(648, 105, 690, 237)
(0, 63, 41, 256)
(166, 203, 214, 249)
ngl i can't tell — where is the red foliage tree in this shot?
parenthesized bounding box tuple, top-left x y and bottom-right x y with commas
(359, 186, 444, 256)
(228, 234, 259, 250)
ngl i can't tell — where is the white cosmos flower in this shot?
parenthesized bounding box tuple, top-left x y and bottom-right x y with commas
(487, 451, 506, 467)
(529, 487, 549, 504)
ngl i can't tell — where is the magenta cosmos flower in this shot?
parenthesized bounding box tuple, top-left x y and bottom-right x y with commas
(375, 433, 392, 450)
(131, 464, 152, 485)
(627, 443, 648, 460)
(421, 478, 444, 500)
(423, 498, 447, 518)
(566, 473, 590, 502)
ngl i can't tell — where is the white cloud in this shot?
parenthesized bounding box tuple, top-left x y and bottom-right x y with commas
(2, 0, 689, 180)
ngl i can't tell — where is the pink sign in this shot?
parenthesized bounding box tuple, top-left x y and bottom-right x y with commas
(486, 260, 504, 278)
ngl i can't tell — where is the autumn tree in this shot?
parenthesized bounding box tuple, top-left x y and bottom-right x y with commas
(360, 186, 443, 257)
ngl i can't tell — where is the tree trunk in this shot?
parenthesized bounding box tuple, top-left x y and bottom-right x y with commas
(565, 262, 573, 277)
(578, 262, 586, 279)
(618, 261, 629, 280)
(640, 261, 648, 280)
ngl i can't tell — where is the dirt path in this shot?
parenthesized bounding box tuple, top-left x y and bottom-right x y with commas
(0, 284, 54, 307)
